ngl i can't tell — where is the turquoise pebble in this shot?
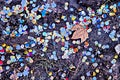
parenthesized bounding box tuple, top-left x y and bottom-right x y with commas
(86, 51, 91, 56)
(52, 51, 56, 55)
(105, 21, 109, 25)
(89, 48, 93, 51)
(42, 32, 47, 36)
(33, 0, 37, 2)
(105, 4, 109, 8)
(43, 0, 46, 2)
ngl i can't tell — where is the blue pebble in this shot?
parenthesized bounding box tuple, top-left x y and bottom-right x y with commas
(25, 43, 30, 48)
(6, 66, 10, 70)
(49, 25, 54, 29)
(97, 24, 100, 28)
(19, 58, 24, 62)
(20, 63, 24, 67)
(118, 2, 120, 6)
(0, 46, 3, 50)
(103, 14, 107, 18)
(51, 1, 57, 8)
(92, 77, 97, 80)
(16, 45, 21, 50)
(41, 10, 46, 17)
(16, 33, 20, 37)
(17, 72, 23, 77)
(97, 19, 101, 23)
(86, 71, 90, 76)
(91, 58, 95, 63)
(1, 56, 5, 61)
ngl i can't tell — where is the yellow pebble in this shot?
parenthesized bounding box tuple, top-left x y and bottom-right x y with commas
(41, 39, 44, 43)
(109, 12, 115, 16)
(112, 38, 116, 41)
(8, 12, 12, 16)
(48, 72, 52, 76)
(95, 69, 99, 73)
(6, 7, 10, 10)
(31, 70, 33, 74)
(28, 49, 32, 52)
(2, 43, 6, 47)
(71, 16, 76, 21)
(65, 2, 69, 6)
(43, 47, 47, 52)
(114, 54, 118, 59)
(32, 19, 37, 24)
(61, 47, 65, 51)
(62, 38, 65, 42)
(0, 66, 3, 71)
(92, 72, 96, 76)
(99, 54, 103, 58)
(6, 46, 10, 49)
(24, 51, 28, 54)
(9, 50, 12, 53)
(37, 15, 41, 19)
(100, 4, 105, 9)
(61, 15, 65, 19)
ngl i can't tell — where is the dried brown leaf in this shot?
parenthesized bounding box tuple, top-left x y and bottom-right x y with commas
(71, 24, 88, 43)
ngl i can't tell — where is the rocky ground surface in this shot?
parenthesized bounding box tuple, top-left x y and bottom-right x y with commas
(0, 0, 120, 80)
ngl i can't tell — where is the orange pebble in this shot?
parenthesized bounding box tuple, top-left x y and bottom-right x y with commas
(74, 48, 78, 53)
(84, 41, 89, 47)
(113, 8, 117, 13)
(10, 32, 15, 38)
